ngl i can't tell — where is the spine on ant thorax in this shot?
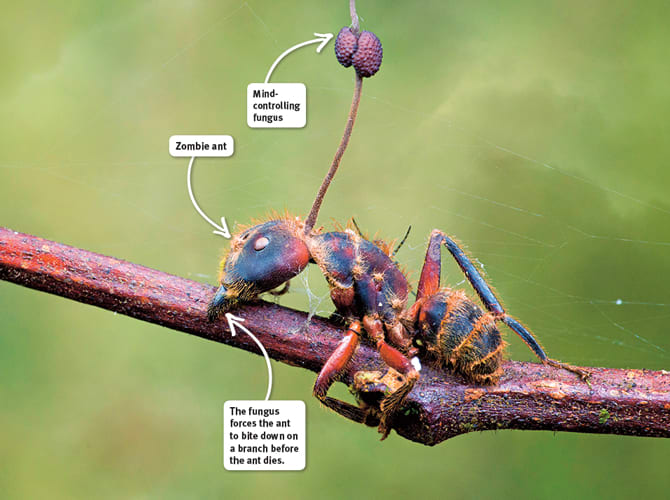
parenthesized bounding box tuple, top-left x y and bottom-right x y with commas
(307, 231, 409, 324)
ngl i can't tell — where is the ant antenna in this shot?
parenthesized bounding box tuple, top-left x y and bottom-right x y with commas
(391, 225, 412, 257)
(351, 217, 364, 237)
(304, 73, 363, 234)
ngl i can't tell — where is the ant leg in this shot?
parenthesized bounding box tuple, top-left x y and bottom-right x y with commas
(415, 230, 445, 300)
(404, 231, 446, 322)
(313, 321, 372, 425)
(426, 230, 589, 380)
(268, 281, 290, 296)
(364, 316, 420, 439)
(376, 341, 420, 439)
(503, 316, 590, 380)
(408, 229, 497, 321)
(424, 230, 504, 314)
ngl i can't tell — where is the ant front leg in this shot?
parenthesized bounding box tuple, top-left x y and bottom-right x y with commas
(313, 321, 377, 426)
(417, 229, 590, 380)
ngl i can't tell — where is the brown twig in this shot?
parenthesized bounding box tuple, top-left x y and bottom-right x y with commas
(1, 227, 669, 445)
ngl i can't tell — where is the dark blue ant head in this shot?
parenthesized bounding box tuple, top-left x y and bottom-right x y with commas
(207, 219, 311, 320)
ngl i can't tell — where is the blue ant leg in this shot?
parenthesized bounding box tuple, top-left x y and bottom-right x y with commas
(419, 230, 589, 380)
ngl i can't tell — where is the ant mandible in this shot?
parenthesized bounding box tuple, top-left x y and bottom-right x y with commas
(208, 22, 589, 439)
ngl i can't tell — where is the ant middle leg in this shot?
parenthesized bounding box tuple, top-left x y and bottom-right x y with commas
(363, 316, 420, 439)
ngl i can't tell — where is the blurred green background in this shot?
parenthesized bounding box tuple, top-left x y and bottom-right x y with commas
(1, 1, 669, 498)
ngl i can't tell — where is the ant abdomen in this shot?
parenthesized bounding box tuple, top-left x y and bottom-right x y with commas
(415, 290, 505, 385)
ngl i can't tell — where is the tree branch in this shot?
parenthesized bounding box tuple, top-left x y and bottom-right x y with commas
(1, 227, 669, 445)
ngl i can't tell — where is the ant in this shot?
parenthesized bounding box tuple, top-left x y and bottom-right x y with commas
(208, 21, 589, 439)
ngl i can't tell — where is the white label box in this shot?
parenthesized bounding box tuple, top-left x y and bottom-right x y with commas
(223, 400, 306, 471)
(247, 83, 306, 128)
(169, 135, 234, 157)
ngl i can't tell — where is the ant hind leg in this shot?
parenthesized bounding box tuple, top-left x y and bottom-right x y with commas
(503, 316, 590, 380)
(420, 229, 590, 381)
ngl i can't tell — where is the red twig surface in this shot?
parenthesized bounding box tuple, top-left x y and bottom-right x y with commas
(1, 227, 669, 445)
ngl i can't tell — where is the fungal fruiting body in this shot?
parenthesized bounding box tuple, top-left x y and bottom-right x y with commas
(335, 27, 383, 77)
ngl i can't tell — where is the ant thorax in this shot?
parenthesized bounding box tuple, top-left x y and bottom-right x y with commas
(307, 229, 410, 324)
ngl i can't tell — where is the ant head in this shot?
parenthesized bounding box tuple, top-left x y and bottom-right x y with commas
(208, 219, 311, 320)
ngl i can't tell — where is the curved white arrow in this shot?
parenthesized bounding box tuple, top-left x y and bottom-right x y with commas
(225, 313, 273, 401)
(187, 156, 230, 238)
(264, 32, 334, 83)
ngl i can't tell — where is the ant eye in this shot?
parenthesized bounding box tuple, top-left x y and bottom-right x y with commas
(254, 237, 269, 251)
